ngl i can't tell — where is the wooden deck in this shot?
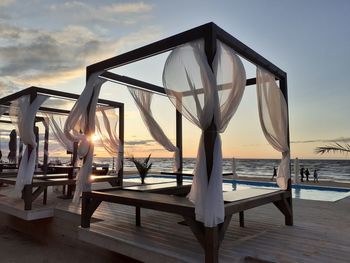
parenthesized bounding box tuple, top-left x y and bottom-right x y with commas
(0, 182, 349, 262)
(60, 193, 350, 262)
(0, 181, 131, 220)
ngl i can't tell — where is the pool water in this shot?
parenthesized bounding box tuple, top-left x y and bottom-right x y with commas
(124, 175, 350, 202)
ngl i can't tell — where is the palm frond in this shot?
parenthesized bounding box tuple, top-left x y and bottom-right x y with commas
(315, 143, 350, 155)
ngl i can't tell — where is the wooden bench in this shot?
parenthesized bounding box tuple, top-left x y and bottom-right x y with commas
(0, 177, 76, 210)
(0, 174, 121, 210)
(81, 188, 292, 263)
(123, 181, 192, 195)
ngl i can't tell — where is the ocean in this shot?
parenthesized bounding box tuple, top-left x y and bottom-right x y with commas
(53, 157, 350, 183)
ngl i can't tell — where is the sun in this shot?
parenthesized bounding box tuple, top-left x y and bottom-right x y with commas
(90, 133, 100, 143)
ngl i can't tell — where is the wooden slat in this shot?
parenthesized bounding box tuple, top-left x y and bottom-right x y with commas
(75, 196, 350, 263)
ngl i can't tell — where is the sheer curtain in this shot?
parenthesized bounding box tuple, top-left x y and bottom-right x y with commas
(44, 114, 73, 152)
(64, 72, 106, 203)
(163, 40, 246, 227)
(95, 106, 123, 172)
(256, 67, 290, 189)
(9, 95, 48, 196)
(128, 87, 180, 172)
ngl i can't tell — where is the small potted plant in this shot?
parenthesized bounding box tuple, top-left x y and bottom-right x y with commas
(130, 154, 152, 184)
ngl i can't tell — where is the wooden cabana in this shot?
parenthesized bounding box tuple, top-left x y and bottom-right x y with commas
(76, 22, 293, 262)
(0, 86, 124, 209)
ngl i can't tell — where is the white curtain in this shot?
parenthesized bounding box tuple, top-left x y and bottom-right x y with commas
(128, 87, 180, 172)
(163, 40, 246, 227)
(256, 67, 290, 189)
(95, 106, 123, 172)
(64, 72, 106, 203)
(9, 95, 48, 196)
(44, 114, 73, 152)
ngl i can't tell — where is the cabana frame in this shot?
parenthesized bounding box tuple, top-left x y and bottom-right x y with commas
(80, 22, 292, 263)
(0, 87, 124, 209)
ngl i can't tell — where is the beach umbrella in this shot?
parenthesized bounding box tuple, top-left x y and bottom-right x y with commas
(8, 129, 17, 163)
(294, 157, 300, 184)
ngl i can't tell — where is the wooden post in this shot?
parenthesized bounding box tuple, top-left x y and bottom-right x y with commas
(203, 24, 217, 181)
(27, 91, 37, 165)
(176, 102, 183, 185)
(204, 227, 219, 263)
(118, 105, 124, 187)
(81, 192, 91, 228)
(23, 185, 33, 210)
(136, 206, 141, 226)
(34, 126, 39, 170)
(279, 76, 293, 226)
(42, 121, 49, 175)
(239, 211, 244, 227)
(18, 138, 23, 167)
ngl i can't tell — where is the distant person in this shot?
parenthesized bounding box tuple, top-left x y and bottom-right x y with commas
(305, 168, 310, 182)
(271, 167, 277, 181)
(300, 167, 305, 182)
(314, 169, 319, 183)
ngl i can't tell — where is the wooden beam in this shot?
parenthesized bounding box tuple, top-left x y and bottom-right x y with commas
(0, 86, 124, 110)
(86, 22, 286, 81)
(101, 71, 257, 98)
(87, 23, 213, 75)
(214, 24, 286, 79)
(100, 71, 166, 94)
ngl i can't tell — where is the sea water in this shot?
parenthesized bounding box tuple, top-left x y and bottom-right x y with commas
(51, 157, 350, 183)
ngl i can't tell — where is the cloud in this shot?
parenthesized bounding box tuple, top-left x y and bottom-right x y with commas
(0, 22, 161, 88)
(125, 139, 155, 146)
(48, 1, 153, 25)
(105, 2, 152, 14)
(0, 79, 21, 97)
(291, 137, 350, 144)
(0, 0, 15, 7)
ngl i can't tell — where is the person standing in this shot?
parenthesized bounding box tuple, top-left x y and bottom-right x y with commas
(305, 168, 310, 182)
(271, 167, 277, 181)
(300, 167, 305, 182)
(313, 169, 319, 183)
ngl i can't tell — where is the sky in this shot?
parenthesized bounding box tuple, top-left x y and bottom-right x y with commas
(0, 0, 349, 160)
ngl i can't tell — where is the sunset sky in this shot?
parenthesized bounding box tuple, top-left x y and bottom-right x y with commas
(0, 0, 349, 160)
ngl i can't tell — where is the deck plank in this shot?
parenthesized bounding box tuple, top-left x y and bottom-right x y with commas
(74, 196, 350, 263)
(1, 182, 349, 262)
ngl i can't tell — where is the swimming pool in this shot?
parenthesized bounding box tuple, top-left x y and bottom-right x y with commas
(124, 175, 350, 202)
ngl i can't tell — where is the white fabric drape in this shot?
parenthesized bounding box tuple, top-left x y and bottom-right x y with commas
(256, 67, 290, 189)
(128, 87, 180, 172)
(44, 114, 73, 152)
(163, 40, 246, 227)
(9, 95, 48, 195)
(95, 107, 123, 172)
(64, 72, 106, 203)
